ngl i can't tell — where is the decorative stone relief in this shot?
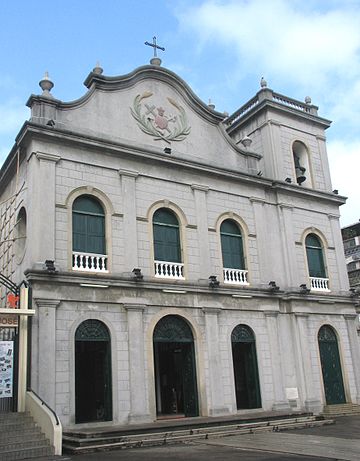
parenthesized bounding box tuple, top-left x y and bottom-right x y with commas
(130, 92, 191, 143)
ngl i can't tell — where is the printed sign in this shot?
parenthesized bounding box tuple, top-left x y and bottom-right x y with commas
(0, 341, 13, 398)
(0, 315, 18, 327)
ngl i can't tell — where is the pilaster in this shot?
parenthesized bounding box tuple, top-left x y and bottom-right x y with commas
(29, 152, 60, 264)
(202, 307, 228, 416)
(295, 313, 321, 412)
(119, 169, 139, 271)
(250, 198, 269, 283)
(34, 298, 60, 409)
(328, 214, 350, 291)
(191, 185, 211, 279)
(278, 204, 296, 287)
(344, 314, 360, 404)
(265, 311, 290, 410)
(124, 303, 151, 423)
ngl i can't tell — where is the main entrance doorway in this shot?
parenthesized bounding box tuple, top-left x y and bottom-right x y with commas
(75, 320, 112, 423)
(153, 315, 199, 418)
(318, 325, 346, 405)
(231, 324, 261, 410)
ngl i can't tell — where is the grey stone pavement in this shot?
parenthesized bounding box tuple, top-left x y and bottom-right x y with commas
(42, 415, 360, 461)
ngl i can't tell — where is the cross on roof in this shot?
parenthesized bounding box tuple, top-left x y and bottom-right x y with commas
(145, 36, 165, 58)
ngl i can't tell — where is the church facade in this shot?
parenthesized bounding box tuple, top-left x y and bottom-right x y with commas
(1, 59, 359, 428)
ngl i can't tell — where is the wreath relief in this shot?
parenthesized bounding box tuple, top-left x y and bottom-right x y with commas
(130, 92, 191, 143)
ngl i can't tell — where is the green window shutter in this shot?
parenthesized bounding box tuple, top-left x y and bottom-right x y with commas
(73, 196, 105, 254)
(221, 220, 245, 269)
(153, 209, 181, 262)
(306, 234, 326, 278)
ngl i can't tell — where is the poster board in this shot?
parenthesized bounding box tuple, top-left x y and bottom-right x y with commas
(0, 341, 14, 398)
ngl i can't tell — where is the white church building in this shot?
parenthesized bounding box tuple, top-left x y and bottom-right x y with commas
(0, 55, 359, 428)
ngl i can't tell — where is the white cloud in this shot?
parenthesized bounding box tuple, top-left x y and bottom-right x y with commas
(327, 139, 360, 226)
(177, 0, 360, 126)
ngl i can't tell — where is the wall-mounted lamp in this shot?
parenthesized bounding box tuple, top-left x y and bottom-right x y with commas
(268, 281, 280, 292)
(240, 136, 252, 148)
(132, 268, 143, 281)
(209, 275, 220, 288)
(44, 260, 57, 273)
(299, 283, 310, 294)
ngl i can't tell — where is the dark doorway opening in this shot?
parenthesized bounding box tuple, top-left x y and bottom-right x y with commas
(153, 315, 198, 418)
(318, 325, 346, 405)
(232, 324, 261, 410)
(75, 320, 112, 424)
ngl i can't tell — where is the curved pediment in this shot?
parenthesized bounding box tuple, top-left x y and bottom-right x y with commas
(27, 65, 260, 172)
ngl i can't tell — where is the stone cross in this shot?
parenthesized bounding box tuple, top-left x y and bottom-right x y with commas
(145, 36, 165, 58)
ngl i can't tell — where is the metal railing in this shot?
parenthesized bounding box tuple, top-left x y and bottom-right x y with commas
(27, 389, 60, 426)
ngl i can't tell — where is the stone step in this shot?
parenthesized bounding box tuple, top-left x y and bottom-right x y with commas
(0, 428, 42, 443)
(0, 445, 54, 461)
(0, 412, 54, 461)
(63, 415, 334, 454)
(0, 430, 46, 453)
(322, 404, 360, 416)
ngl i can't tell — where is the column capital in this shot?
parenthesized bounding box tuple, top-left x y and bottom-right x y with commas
(343, 313, 358, 321)
(278, 203, 293, 211)
(191, 184, 209, 192)
(123, 303, 147, 312)
(264, 310, 279, 318)
(294, 312, 309, 318)
(35, 152, 61, 163)
(34, 298, 60, 309)
(202, 307, 222, 315)
(250, 197, 266, 205)
(118, 168, 139, 178)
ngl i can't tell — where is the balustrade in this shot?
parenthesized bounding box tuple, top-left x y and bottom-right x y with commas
(154, 261, 185, 280)
(310, 277, 330, 292)
(223, 268, 249, 285)
(72, 252, 108, 273)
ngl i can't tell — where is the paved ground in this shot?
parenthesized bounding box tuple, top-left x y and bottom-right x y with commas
(42, 416, 360, 461)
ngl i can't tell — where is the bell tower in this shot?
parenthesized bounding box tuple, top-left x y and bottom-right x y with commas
(225, 78, 333, 192)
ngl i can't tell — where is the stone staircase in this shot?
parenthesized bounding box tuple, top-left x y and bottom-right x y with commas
(0, 412, 54, 461)
(322, 403, 360, 417)
(63, 413, 334, 454)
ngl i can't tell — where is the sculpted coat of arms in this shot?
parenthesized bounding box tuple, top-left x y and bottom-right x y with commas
(130, 92, 191, 143)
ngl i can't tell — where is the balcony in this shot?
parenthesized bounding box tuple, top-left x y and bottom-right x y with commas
(154, 261, 185, 280)
(223, 268, 249, 285)
(310, 277, 330, 292)
(72, 251, 108, 273)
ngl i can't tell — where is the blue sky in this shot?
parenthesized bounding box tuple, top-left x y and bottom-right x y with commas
(1, 0, 359, 225)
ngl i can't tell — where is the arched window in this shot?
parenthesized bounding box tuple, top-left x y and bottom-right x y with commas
(15, 207, 27, 261)
(153, 208, 184, 279)
(221, 219, 248, 285)
(306, 234, 326, 278)
(305, 234, 329, 291)
(72, 196, 107, 272)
